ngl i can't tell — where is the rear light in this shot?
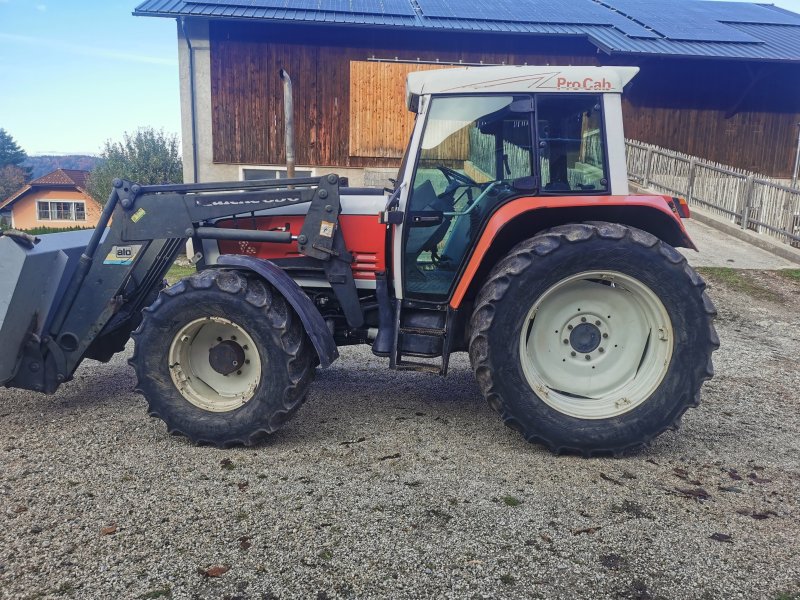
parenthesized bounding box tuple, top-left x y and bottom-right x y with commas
(672, 197, 691, 219)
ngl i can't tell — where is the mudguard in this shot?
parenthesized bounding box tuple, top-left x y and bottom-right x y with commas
(217, 254, 339, 368)
(450, 195, 695, 309)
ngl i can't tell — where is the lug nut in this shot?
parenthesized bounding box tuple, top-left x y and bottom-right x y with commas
(581, 317, 587, 323)
(563, 339, 569, 344)
(595, 320, 601, 326)
(599, 348, 605, 353)
(585, 355, 591, 361)
(568, 325, 574, 330)
(603, 333, 609, 339)
(571, 351, 576, 357)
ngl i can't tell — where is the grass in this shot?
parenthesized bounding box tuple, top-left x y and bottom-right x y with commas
(697, 267, 782, 301)
(165, 262, 196, 284)
(777, 269, 800, 282)
(502, 495, 522, 507)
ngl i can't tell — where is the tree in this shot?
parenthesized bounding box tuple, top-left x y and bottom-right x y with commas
(0, 164, 28, 203)
(87, 128, 183, 204)
(0, 128, 29, 170)
(0, 129, 31, 203)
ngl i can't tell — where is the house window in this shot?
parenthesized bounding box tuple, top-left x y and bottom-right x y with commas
(241, 167, 314, 181)
(36, 200, 87, 221)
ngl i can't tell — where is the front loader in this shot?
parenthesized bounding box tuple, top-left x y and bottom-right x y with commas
(0, 65, 718, 455)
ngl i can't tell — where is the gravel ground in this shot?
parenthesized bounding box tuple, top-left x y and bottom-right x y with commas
(2, 269, 799, 600)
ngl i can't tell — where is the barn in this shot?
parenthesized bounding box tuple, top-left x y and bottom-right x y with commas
(133, 0, 800, 186)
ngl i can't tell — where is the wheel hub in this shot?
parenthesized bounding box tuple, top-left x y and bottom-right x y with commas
(209, 340, 246, 376)
(569, 322, 601, 354)
(168, 317, 262, 413)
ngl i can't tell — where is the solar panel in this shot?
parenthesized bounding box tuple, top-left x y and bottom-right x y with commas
(185, 0, 417, 17)
(602, 0, 761, 43)
(415, 0, 660, 38)
(696, 1, 800, 26)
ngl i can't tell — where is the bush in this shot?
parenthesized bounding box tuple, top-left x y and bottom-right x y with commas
(22, 225, 92, 235)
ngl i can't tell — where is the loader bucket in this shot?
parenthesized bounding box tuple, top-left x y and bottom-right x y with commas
(0, 229, 95, 385)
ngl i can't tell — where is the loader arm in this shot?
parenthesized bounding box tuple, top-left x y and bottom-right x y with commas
(2, 174, 356, 394)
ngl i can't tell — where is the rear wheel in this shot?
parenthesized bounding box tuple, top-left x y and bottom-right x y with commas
(131, 269, 315, 447)
(469, 222, 718, 455)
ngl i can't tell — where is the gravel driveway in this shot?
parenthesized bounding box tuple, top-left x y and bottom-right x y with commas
(2, 268, 799, 600)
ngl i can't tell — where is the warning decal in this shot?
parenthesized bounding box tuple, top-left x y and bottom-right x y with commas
(319, 221, 335, 238)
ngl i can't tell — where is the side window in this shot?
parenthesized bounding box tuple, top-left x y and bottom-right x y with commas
(537, 95, 607, 193)
(404, 95, 534, 300)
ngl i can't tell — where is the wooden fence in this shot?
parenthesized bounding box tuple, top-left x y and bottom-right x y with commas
(626, 140, 800, 248)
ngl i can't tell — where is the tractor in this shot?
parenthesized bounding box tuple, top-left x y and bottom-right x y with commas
(0, 66, 718, 455)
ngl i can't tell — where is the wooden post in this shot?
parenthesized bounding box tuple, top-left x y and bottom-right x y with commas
(686, 158, 697, 205)
(740, 175, 755, 231)
(642, 147, 653, 188)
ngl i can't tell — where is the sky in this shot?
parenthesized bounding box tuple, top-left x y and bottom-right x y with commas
(0, 0, 180, 155)
(1, 0, 799, 156)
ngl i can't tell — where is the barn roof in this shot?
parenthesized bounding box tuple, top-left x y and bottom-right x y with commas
(133, 0, 800, 63)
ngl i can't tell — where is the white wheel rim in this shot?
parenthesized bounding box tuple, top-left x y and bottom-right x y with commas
(168, 317, 262, 412)
(519, 270, 673, 419)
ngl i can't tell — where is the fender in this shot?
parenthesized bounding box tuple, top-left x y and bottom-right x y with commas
(217, 254, 339, 368)
(450, 195, 695, 309)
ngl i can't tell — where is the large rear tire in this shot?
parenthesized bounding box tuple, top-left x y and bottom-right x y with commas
(130, 269, 315, 447)
(468, 222, 718, 456)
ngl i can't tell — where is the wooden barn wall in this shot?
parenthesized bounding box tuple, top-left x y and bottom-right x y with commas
(210, 22, 800, 177)
(209, 22, 596, 170)
(616, 58, 800, 177)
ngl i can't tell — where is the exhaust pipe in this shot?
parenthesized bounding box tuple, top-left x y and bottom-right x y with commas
(279, 69, 295, 179)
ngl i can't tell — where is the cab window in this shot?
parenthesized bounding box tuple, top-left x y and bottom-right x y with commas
(537, 95, 607, 193)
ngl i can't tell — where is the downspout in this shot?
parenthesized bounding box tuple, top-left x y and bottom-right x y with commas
(792, 122, 800, 189)
(181, 17, 199, 184)
(279, 69, 295, 179)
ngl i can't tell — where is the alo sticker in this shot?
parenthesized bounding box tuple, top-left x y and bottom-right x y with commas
(319, 221, 335, 238)
(104, 245, 142, 266)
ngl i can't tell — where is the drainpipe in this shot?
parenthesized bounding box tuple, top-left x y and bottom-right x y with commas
(181, 17, 199, 184)
(279, 69, 295, 179)
(792, 122, 800, 189)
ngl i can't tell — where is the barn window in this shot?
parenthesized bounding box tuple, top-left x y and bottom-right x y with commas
(241, 167, 313, 181)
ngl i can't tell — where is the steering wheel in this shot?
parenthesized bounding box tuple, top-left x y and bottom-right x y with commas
(437, 165, 479, 188)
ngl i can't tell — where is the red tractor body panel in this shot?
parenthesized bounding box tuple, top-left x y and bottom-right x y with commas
(218, 214, 387, 281)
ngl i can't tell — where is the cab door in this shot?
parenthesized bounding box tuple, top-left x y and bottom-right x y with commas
(399, 94, 537, 302)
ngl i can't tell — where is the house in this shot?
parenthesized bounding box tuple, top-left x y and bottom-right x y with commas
(133, 0, 800, 186)
(0, 169, 102, 231)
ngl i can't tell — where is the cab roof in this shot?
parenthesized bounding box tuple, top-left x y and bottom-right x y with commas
(406, 65, 639, 110)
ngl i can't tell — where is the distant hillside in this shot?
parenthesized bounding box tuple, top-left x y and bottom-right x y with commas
(23, 155, 103, 180)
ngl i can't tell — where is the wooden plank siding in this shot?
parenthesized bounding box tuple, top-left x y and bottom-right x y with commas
(349, 61, 446, 159)
(209, 22, 800, 177)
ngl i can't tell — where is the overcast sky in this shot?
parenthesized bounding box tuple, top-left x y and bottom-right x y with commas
(0, 0, 799, 156)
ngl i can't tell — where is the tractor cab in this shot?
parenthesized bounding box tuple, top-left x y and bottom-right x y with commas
(390, 66, 637, 303)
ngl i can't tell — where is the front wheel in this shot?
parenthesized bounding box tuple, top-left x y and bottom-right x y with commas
(130, 269, 315, 447)
(469, 222, 719, 456)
